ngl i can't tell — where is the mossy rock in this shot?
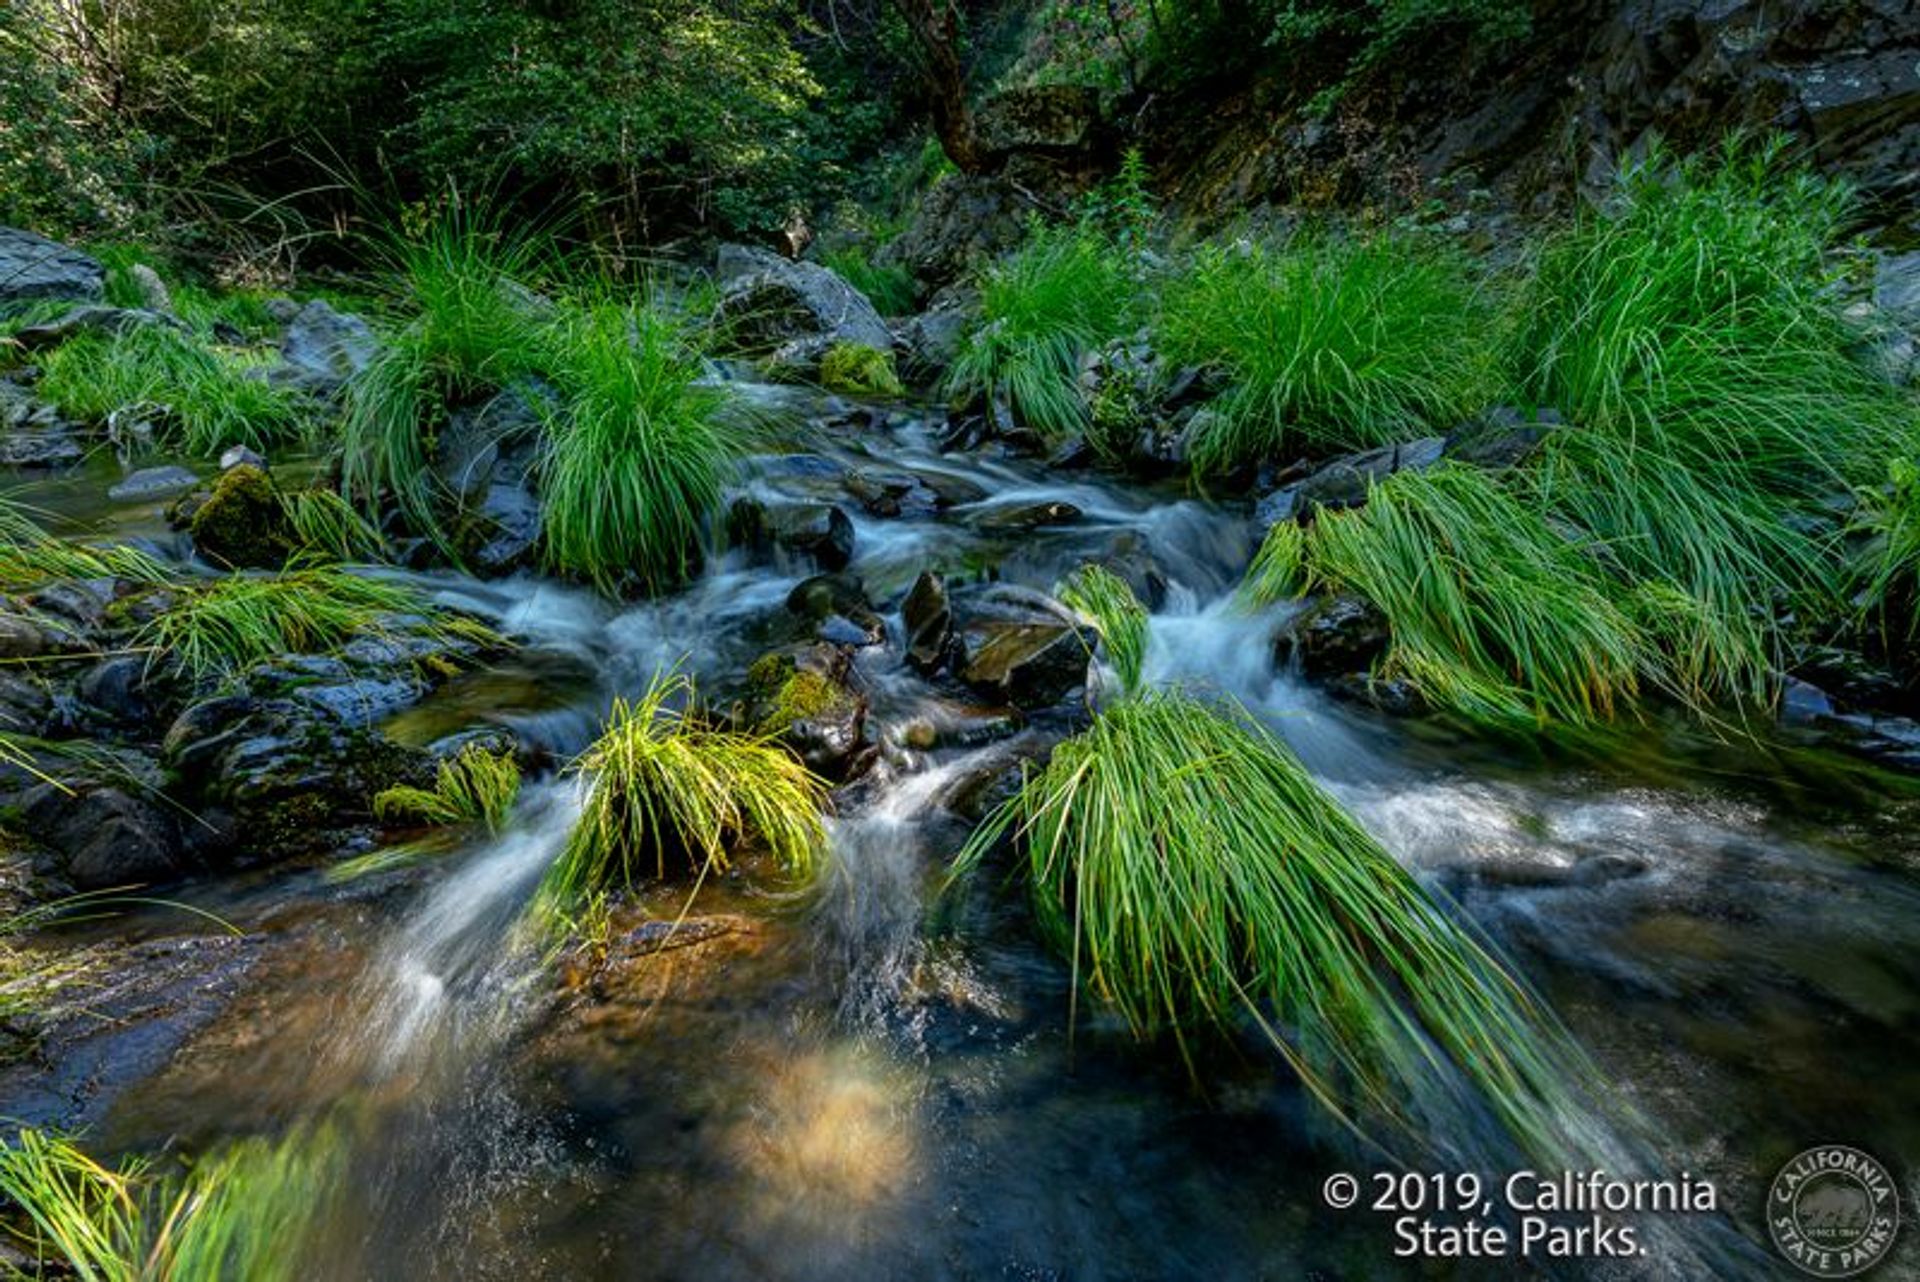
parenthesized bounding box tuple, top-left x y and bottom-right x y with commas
(748, 652, 856, 735)
(819, 342, 904, 398)
(182, 464, 292, 569)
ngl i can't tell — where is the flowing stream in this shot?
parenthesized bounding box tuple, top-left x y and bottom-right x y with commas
(18, 384, 1920, 1278)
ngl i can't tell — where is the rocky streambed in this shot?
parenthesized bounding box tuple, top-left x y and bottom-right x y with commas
(1, 227, 1919, 1279)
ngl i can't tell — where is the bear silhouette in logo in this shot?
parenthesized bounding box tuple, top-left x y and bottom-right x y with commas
(1800, 1181, 1870, 1235)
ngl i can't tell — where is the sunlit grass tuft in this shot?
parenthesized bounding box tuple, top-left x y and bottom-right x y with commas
(136, 568, 493, 682)
(0, 1124, 343, 1281)
(279, 487, 386, 563)
(945, 223, 1135, 441)
(373, 744, 520, 833)
(1159, 232, 1497, 472)
(543, 669, 828, 911)
(36, 326, 306, 455)
(1057, 563, 1149, 696)
(1259, 466, 1645, 730)
(954, 687, 1585, 1161)
(536, 303, 736, 593)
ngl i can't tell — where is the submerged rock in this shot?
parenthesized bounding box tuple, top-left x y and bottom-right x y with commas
(108, 465, 200, 503)
(785, 572, 885, 646)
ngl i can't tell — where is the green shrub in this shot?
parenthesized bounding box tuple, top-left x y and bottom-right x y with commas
(374, 744, 521, 832)
(36, 326, 306, 455)
(946, 223, 1136, 441)
(1850, 458, 1920, 645)
(955, 687, 1585, 1160)
(1252, 466, 1645, 730)
(536, 303, 736, 594)
(819, 341, 904, 397)
(1159, 231, 1496, 472)
(543, 670, 828, 911)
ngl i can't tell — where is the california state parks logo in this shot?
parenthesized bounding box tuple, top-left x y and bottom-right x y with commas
(1768, 1146, 1900, 1277)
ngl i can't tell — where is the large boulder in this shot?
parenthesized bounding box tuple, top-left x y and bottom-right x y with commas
(268, 300, 379, 399)
(0, 229, 104, 307)
(712, 245, 893, 376)
(878, 176, 1038, 297)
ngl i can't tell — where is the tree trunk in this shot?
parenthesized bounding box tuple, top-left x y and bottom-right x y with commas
(889, 0, 983, 175)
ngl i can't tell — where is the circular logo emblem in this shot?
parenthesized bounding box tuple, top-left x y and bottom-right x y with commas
(1768, 1146, 1900, 1278)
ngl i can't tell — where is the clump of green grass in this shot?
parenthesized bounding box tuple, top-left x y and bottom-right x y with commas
(1253, 466, 1645, 730)
(340, 206, 555, 540)
(1512, 141, 1911, 705)
(536, 303, 735, 594)
(543, 669, 828, 911)
(1057, 563, 1149, 695)
(1849, 457, 1920, 645)
(279, 487, 385, 562)
(373, 744, 521, 833)
(0, 522, 172, 594)
(945, 222, 1136, 441)
(1159, 231, 1497, 472)
(818, 245, 915, 317)
(955, 687, 1585, 1161)
(0, 1124, 343, 1281)
(36, 326, 306, 455)
(136, 568, 491, 682)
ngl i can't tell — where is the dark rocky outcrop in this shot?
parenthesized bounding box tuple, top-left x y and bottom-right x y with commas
(0, 228, 104, 307)
(268, 300, 379, 399)
(712, 245, 893, 379)
(1276, 595, 1391, 680)
(22, 780, 186, 889)
(0, 380, 84, 467)
(950, 585, 1093, 710)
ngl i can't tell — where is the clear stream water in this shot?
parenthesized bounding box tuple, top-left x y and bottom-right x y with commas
(13, 386, 1920, 1279)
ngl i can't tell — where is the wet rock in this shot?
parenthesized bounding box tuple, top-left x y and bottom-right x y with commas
(220, 444, 267, 472)
(77, 655, 172, 728)
(902, 571, 953, 675)
(0, 380, 84, 467)
(1262, 438, 1448, 521)
(0, 229, 104, 306)
(1780, 677, 1835, 726)
(108, 465, 199, 503)
(731, 498, 855, 571)
(434, 384, 547, 505)
(913, 468, 989, 508)
(967, 499, 1083, 532)
(712, 245, 892, 375)
(0, 611, 47, 660)
(953, 588, 1092, 710)
(785, 573, 885, 645)
(161, 694, 428, 863)
(1278, 595, 1390, 679)
(747, 646, 869, 780)
(22, 783, 186, 888)
(1445, 406, 1561, 469)
(25, 580, 113, 635)
(843, 467, 938, 518)
(0, 672, 51, 734)
(269, 300, 378, 399)
(177, 464, 291, 569)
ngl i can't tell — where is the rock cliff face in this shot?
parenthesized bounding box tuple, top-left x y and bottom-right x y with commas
(1151, 0, 1919, 229)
